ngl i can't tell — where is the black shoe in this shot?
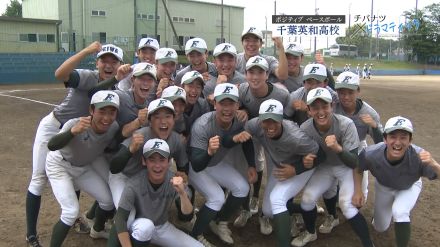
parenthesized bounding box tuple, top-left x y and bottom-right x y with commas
(27, 235, 42, 247)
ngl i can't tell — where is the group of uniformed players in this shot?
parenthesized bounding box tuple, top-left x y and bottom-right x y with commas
(24, 25, 440, 247)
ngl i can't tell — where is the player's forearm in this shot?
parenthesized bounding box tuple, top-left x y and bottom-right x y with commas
(47, 129, 75, 151)
(115, 208, 131, 246)
(190, 147, 211, 172)
(117, 232, 133, 247)
(55, 49, 93, 82)
(242, 139, 256, 168)
(338, 148, 359, 169)
(276, 51, 288, 80)
(122, 119, 142, 138)
(353, 167, 363, 193)
(110, 146, 132, 174)
(179, 192, 193, 215)
(371, 126, 384, 144)
(88, 76, 119, 98)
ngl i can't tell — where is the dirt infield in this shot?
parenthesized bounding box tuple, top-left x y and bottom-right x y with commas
(0, 75, 439, 247)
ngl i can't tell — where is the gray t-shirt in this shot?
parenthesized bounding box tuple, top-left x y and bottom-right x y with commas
(121, 127, 188, 176)
(114, 89, 149, 127)
(190, 111, 245, 167)
(300, 114, 359, 167)
(58, 118, 119, 167)
(334, 99, 382, 142)
(118, 170, 183, 225)
(359, 143, 437, 190)
(238, 82, 290, 119)
(203, 71, 245, 97)
(53, 69, 99, 125)
(177, 97, 210, 136)
(174, 62, 217, 86)
(285, 86, 338, 126)
(281, 66, 304, 93)
(246, 118, 318, 172)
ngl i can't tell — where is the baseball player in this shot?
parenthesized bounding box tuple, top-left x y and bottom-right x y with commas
(154, 47, 179, 97)
(291, 88, 374, 247)
(244, 99, 320, 247)
(107, 139, 203, 247)
(348, 63, 351, 72)
(277, 42, 305, 93)
(45, 90, 120, 246)
(174, 37, 217, 86)
(236, 26, 288, 83)
(329, 63, 334, 76)
(116, 37, 159, 91)
(356, 64, 361, 77)
(343, 64, 348, 72)
(233, 55, 290, 235)
(161, 85, 187, 134)
(356, 116, 440, 247)
(188, 83, 257, 246)
(204, 42, 245, 103)
(368, 64, 373, 79)
(362, 64, 368, 79)
(24, 42, 123, 247)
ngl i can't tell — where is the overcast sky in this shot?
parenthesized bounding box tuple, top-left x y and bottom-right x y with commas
(1, 0, 437, 49)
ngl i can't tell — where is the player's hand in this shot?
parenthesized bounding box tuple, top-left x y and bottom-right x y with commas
(84, 41, 102, 55)
(129, 133, 144, 153)
(292, 100, 307, 112)
(171, 176, 186, 195)
(217, 74, 228, 84)
(207, 135, 221, 156)
(233, 131, 252, 143)
(273, 163, 296, 181)
(272, 37, 284, 50)
(248, 167, 257, 184)
(115, 64, 132, 81)
(156, 78, 172, 97)
(236, 110, 249, 123)
(207, 94, 215, 106)
(137, 108, 148, 127)
(202, 72, 210, 81)
(303, 153, 317, 169)
(352, 190, 365, 208)
(419, 150, 436, 166)
(71, 116, 92, 135)
(325, 135, 343, 153)
(359, 114, 377, 128)
(175, 171, 188, 184)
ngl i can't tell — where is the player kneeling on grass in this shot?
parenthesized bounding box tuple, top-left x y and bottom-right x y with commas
(291, 88, 374, 247)
(107, 139, 203, 247)
(45, 91, 120, 247)
(355, 116, 440, 247)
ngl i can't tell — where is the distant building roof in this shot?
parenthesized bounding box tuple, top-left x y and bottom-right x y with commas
(184, 0, 244, 9)
(0, 16, 61, 24)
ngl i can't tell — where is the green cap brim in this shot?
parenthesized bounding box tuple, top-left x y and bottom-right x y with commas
(303, 74, 327, 82)
(384, 126, 413, 134)
(143, 149, 170, 159)
(214, 51, 237, 58)
(164, 95, 186, 103)
(246, 64, 268, 71)
(259, 113, 283, 123)
(214, 95, 239, 102)
(93, 102, 119, 110)
(335, 83, 359, 90)
(285, 51, 303, 56)
(157, 57, 177, 64)
(185, 48, 207, 55)
(182, 77, 205, 85)
(306, 97, 332, 105)
(133, 71, 157, 80)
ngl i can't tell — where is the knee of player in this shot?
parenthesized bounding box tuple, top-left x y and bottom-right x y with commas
(229, 180, 250, 198)
(61, 204, 80, 226)
(392, 207, 411, 223)
(301, 191, 318, 208)
(207, 194, 226, 210)
(339, 200, 358, 219)
(131, 218, 155, 242)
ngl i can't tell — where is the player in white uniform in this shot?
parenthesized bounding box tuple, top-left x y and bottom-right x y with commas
(24, 43, 124, 247)
(291, 88, 374, 247)
(362, 64, 368, 79)
(107, 139, 203, 247)
(356, 116, 440, 247)
(356, 64, 361, 77)
(188, 83, 257, 246)
(368, 64, 373, 79)
(45, 90, 120, 246)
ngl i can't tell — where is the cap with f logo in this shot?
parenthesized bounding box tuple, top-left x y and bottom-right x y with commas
(143, 138, 170, 158)
(155, 48, 178, 64)
(213, 43, 237, 58)
(306, 87, 332, 105)
(185, 37, 208, 55)
(161, 85, 187, 103)
(246, 55, 269, 71)
(284, 43, 304, 56)
(335, 71, 360, 90)
(303, 63, 327, 82)
(384, 116, 413, 134)
(181, 70, 205, 85)
(132, 62, 157, 79)
(147, 98, 175, 116)
(90, 90, 120, 109)
(138, 37, 159, 51)
(241, 26, 263, 40)
(259, 99, 284, 122)
(213, 83, 239, 102)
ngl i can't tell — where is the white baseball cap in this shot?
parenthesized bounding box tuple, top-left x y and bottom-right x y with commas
(213, 43, 237, 57)
(90, 90, 120, 109)
(284, 43, 304, 56)
(181, 71, 204, 85)
(147, 98, 175, 116)
(138, 37, 159, 51)
(384, 116, 413, 134)
(132, 62, 157, 79)
(241, 26, 263, 41)
(161, 86, 186, 103)
(97, 44, 124, 62)
(185, 37, 208, 55)
(143, 138, 170, 158)
(259, 99, 284, 122)
(335, 71, 360, 90)
(246, 56, 269, 71)
(303, 64, 327, 82)
(306, 87, 332, 105)
(155, 48, 178, 64)
(214, 83, 239, 102)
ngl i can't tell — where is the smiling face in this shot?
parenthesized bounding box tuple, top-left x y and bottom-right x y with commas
(150, 108, 175, 140)
(214, 53, 236, 77)
(183, 80, 203, 105)
(246, 67, 268, 91)
(261, 118, 282, 139)
(384, 130, 412, 162)
(90, 106, 118, 134)
(186, 50, 208, 72)
(171, 99, 186, 120)
(308, 99, 333, 131)
(143, 152, 170, 184)
(137, 47, 156, 64)
(286, 54, 303, 74)
(303, 78, 327, 91)
(156, 61, 177, 79)
(242, 35, 262, 57)
(132, 74, 156, 103)
(336, 88, 359, 111)
(96, 54, 121, 80)
(214, 98, 238, 127)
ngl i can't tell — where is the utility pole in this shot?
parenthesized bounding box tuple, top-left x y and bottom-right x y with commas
(314, 0, 318, 55)
(368, 0, 373, 59)
(68, 0, 73, 52)
(221, 0, 224, 43)
(134, 0, 137, 54)
(273, 0, 276, 56)
(154, 0, 158, 38)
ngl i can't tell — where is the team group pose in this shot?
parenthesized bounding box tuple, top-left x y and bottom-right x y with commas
(24, 22, 437, 247)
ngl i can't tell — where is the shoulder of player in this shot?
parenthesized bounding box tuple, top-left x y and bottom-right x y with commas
(192, 111, 215, 128)
(291, 87, 306, 98)
(176, 66, 191, 77)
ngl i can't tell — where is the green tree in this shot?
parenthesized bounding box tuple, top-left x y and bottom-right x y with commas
(2, 0, 22, 17)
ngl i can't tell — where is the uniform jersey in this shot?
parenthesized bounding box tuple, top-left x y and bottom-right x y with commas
(238, 82, 290, 119)
(285, 86, 338, 125)
(246, 118, 318, 171)
(114, 89, 150, 127)
(53, 69, 100, 125)
(300, 114, 359, 167)
(280, 66, 304, 93)
(236, 53, 278, 76)
(57, 118, 119, 167)
(118, 170, 183, 226)
(359, 143, 437, 190)
(334, 99, 382, 142)
(190, 111, 245, 167)
(203, 72, 245, 97)
(174, 62, 217, 86)
(121, 128, 188, 176)
(174, 97, 210, 136)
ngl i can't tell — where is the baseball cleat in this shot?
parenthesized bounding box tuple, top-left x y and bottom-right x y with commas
(197, 235, 216, 247)
(291, 231, 317, 247)
(90, 227, 109, 239)
(233, 210, 252, 228)
(209, 221, 233, 244)
(26, 235, 42, 247)
(259, 216, 273, 235)
(318, 215, 340, 234)
(249, 197, 259, 215)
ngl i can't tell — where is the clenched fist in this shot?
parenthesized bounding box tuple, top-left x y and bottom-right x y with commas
(129, 133, 144, 154)
(359, 114, 377, 128)
(325, 135, 343, 153)
(303, 153, 317, 169)
(71, 116, 92, 135)
(208, 135, 221, 156)
(233, 131, 252, 143)
(115, 64, 132, 81)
